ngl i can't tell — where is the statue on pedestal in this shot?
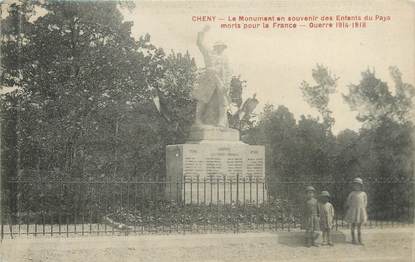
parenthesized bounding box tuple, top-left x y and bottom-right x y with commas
(192, 25, 232, 128)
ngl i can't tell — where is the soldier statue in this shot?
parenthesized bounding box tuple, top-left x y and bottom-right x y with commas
(192, 25, 232, 128)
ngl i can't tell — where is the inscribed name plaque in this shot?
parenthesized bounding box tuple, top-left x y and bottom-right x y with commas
(166, 143, 266, 204)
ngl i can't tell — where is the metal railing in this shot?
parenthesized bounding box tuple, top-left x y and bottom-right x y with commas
(1, 176, 413, 239)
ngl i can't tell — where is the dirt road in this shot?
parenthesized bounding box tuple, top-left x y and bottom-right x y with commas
(0, 227, 413, 262)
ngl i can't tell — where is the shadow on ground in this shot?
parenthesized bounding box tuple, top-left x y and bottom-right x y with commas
(277, 231, 347, 247)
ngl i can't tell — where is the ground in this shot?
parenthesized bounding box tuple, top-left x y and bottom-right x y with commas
(0, 227, 413, 262)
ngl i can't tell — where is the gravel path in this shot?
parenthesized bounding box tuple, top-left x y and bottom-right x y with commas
(0, 227, 413, 262)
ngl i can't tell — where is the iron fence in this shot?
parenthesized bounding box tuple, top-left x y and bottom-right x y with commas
(1, 176, 413, 239)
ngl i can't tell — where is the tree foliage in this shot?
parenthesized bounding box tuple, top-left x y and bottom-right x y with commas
(300, 64, 338, 131)
(0, 1, 197, 181)
(245, 66, 414, 217)
(342, 67, 414, 216)
(343, 67, 415, 127)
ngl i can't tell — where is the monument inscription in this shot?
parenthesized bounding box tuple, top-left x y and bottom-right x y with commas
(179, 144, 264, 178)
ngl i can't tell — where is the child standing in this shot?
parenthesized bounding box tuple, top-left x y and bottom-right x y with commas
(303, 186, 320, 247)
(318, 191, 335, 246)
(345, 177, 368, 245)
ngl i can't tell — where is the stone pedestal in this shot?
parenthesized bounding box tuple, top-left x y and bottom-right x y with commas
(187, 125, 240, 143)
(166, 125, 266, 204)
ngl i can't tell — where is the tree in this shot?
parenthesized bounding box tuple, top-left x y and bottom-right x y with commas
(300, 64, 338, 131)
(0, 1, 198, 181)
(333, 129, 361, 181)
(343, 67, 415, 127)
(2, 1, 140, 174)
(342, 67, 414, 219)
(0, 1, 201, 216)
(246, 103, 337, 205)
(249, 105, 298, 197)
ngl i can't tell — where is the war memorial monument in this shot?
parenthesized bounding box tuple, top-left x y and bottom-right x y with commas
(166, 26, 266, 204)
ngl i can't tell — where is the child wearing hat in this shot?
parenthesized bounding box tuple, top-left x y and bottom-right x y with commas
(318, 191, 335, 246)
(303, 186, 320, 247)
(345, 177, 368, 245)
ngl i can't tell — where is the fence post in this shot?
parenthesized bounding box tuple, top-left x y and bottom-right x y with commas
(87, 180, 92, 235)
(223, 175, 226, 205)
(236, 174, 239, 206)
(18, 179, 21, 236)
(50, 210, 53, 236)
(126, 178, 130, 210)
(105, 177, 109, 234)
(167, 176, 171, 203)
(190, 176, 193, 204)
(243, 176, 246, 207)
(176, 176, 180, 204)
(216, 176, 220, 205)
(203, 177, 206, 205)
(42, 178, 46, 236)
(134, 177, 138, 234)
(197, 176, 200, 205)
(141, 177, 145, 234)
(111, 178, 116, 235)
(0, 117, 2, 241)
(81, 181, 84, 236)
(88, 181, 92, 235)
(249, 176, 252, 204)
(26, 208, 29, 237)
(223, 175, 227, 231)
(210, 175, 213, 205)
(256, 177, 259, 206)
(96, 181, 100, 236)
(216, 176, 220, 231)
(66, 215, 69, 237)
(230, 176, 233, 204)
(59, 178, 63, 236)
(183, 176, 186, 205)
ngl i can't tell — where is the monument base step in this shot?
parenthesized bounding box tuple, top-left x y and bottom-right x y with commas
(187, 125, 240, 143)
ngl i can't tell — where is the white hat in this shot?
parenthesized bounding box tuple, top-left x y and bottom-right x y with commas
(305, 186, 315, 192)
(213, 41, 227, 48)
(320, 191, 330, 197)
(353, 177, 363, 185)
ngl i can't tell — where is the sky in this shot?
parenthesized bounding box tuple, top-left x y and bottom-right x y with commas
(122, 0, 415, 134)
